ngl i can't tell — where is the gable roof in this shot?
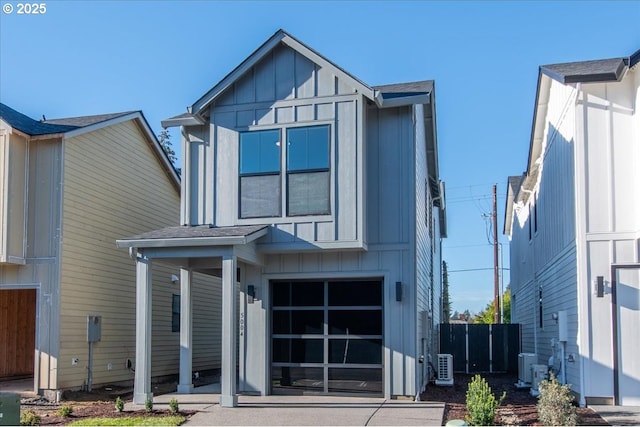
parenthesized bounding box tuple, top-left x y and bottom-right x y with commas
(540, 49, 640, 84)
(1, 103, 180, 188)
(190, 29, 375, 115)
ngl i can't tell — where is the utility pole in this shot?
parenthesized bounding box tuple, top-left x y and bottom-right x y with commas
(493, 184, 500, 324)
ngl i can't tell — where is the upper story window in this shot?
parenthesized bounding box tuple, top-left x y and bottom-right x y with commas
(239, 129, 281, 218)
(287, 126, 330, 216)
(239, 125, 330, 219)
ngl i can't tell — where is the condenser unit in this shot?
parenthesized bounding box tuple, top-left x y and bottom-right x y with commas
(517, 353, 537, 386)
(435, 354, 454, 386)
(531, 364, 548, 394)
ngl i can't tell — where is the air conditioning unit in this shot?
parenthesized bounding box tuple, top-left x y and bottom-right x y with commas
(531, 364, 548, 392)
(435, 354, 454, 386)
(530, 364, 548, 396)
(517, 353, 537, 385)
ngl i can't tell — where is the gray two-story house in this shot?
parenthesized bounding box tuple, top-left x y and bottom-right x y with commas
(117, 29, 446, 406)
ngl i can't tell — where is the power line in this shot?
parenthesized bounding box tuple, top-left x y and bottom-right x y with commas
(449, 267, 511, 273)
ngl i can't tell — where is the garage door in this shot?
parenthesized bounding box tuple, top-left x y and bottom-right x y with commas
(271, 279, 383, 395)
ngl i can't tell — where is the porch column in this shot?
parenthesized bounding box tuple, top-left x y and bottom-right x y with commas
(220, 253, 238, 407)
(134, 254, 153, 404)
(177, 268, 194, 394)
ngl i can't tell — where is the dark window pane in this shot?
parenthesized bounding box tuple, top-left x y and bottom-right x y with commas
(172, 294, 180, 333)
(287, 125, 329, 171)
(288, 171, 330, 216)
(272, 282, 291, 307)
(273, 310, 323, 334)
(328, 368, 382, 394)
(291, 282, 324, 306)
(240, 130, 280, 174)
(329, 310, 382, 335)
(329, 339, 382, 364)
(272, 367, 324, 391)
(240, 174, 281, 218)
(273, 338, 323, 363)
(328, 281, 382, 306)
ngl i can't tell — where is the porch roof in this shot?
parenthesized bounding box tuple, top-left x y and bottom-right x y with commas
(116, 224, 269, 249)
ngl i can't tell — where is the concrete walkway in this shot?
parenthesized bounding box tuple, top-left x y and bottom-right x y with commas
(126, 384, 445, 426)
(590, 405, 640, 426)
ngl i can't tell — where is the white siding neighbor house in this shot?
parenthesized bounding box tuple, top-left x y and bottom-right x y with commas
(117, 29, 447, 406)
(0, 104, 220, 398)
(505, 49, 640, 406)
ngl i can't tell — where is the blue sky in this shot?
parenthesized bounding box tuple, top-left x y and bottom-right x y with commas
(1, 1, 638, 315)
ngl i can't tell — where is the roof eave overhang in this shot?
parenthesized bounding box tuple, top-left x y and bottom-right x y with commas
(374, 92, 430, 109)
(116, 226, 269, 249)
(161, 115, 206, 128)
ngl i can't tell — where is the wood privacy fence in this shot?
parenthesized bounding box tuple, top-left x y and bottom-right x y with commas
(439, 323, 520, 374)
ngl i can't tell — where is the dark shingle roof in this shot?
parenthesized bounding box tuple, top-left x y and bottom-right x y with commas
(373, 80, 433, 99)
(1, 103, 136, 136)
(123, 224, 268, 241)
(541, 57, 628, 84)
(44, 111, 134, 127)
(0, 103, 78, 135)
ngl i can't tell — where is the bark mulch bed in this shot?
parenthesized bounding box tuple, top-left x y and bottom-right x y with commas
(420, 373, 608, 426)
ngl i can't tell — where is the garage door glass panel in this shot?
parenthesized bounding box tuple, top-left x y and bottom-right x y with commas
(272, 367, 324, 392)
(328, 281, 382, 306)
(273, 310, 323, 334)
(273, 338, 323, 363)
(328, 310, 382, 335)
(328, 368, 383, 394)
(329, 339, 382, 364)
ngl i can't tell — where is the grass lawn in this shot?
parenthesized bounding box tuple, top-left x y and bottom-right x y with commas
(68, 415, 187, 426)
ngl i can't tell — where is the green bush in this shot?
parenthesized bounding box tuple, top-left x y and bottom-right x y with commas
(57, 405, 74, 417)
(465, 374, 506, 425)
(115, 396, 125, 412)
(168, 398, 179, 414)
(536, 373, 577, 426)
(20, 410, 41, 426)
(145, 397, 153, 412)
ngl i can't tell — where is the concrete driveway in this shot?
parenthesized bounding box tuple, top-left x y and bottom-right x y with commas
(129, 386, 445, 426)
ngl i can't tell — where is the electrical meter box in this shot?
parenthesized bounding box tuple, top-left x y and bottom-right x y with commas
(87, 315, 102, 343)
(0, 393, 20, 426)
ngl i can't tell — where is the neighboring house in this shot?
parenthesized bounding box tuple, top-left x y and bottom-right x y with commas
(0, 104, 220, 398)
(504, 50, 639, 406)
(117, 29, 446, 406)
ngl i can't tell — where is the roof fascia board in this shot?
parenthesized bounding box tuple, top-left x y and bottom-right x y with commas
(525, 71, 550, 178)
(192, 32, 285, 113)
(280, 35, 375, 101)
(62, 112, 138, 139)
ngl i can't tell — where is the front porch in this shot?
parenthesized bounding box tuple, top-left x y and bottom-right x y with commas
(116, 224, 268, 407)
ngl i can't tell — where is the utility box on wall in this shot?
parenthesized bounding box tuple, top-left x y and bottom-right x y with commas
(87, 315, 102, 343)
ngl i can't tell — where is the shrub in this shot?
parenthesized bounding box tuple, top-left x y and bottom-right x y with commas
(465, 374, 506, 425)
(536, 373, 577, 426)
(145, 397, 153, 412)
(57, 405, 73, 417)
(20, 410, 41, 426)
(169, 397, 179, 414)
(115, 396, 125, 412)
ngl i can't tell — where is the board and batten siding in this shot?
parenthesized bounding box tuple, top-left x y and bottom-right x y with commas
(57, 119, 220, 389)
(240, 103, 421, 397)
(184, 44, 365, 250)
(575, 70, 639, 402)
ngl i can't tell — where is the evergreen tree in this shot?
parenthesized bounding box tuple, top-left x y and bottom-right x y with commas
(158, 128, 178, 168)
(442, 261, 451, 322)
